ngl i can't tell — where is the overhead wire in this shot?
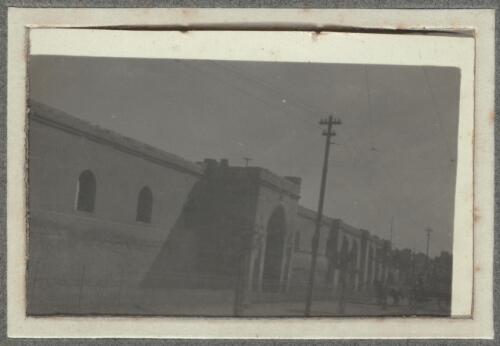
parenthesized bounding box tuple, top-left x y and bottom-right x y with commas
(421, 66, 455, 163)
(207, 60, 371, 164)
(177, 59, 321, 133)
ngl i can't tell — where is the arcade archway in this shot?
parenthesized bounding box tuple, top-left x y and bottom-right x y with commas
(262, 206, 286, 292)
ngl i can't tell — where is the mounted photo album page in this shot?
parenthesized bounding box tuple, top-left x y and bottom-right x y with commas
(6, 8, 494, 339)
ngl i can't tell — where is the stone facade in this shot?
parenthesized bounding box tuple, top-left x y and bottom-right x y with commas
(28, 101, 203, 314)
(290, 206, 392, 298)
(27, 101, 398, 315)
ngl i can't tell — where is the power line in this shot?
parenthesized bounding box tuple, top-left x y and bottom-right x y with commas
(210, 61, 325, 121)
(209, 60, 371, 162)
(179, 60, 321, 132)
(421, 66, 454, 162)
(363, 65, 376, 151)
(177, 59, 382, 171)
(179, 60, 373, 173)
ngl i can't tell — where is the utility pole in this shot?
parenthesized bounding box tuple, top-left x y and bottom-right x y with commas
(389, 216, 394, 247)
(243, 157, 252, 167)
(422, 227, 434, 302)
(425, 227, 433, 260)
(305, 115, 341, 316)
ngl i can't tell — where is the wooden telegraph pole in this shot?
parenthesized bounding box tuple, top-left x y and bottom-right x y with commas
(305, 115, 341, 316)
(425, 227, 433, 268)
(425, 228, 433, 259)
(243, 157, 252, 167)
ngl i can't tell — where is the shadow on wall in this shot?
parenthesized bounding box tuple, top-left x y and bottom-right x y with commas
(27, 177, 233, 315)
(141, 166, 257, 291)
(141, 180, 208, 290)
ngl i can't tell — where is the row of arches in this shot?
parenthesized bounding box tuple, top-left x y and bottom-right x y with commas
(75, 169, 153, 223)
(325, 231, 390, 292)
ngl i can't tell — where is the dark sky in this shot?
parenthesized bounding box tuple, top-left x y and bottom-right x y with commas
(29, 55, 460, 256)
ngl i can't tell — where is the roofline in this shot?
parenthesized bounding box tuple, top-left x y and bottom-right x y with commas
(29, 101, 203, 177)
(297, 205, 380, 240)
(257, 168, 301, 199)
(202, 161, 301, 199)
(297, 205, 334, 226)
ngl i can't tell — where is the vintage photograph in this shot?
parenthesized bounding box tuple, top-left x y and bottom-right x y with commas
(26, 55, 458, 317)
(6, 8, 494, 339)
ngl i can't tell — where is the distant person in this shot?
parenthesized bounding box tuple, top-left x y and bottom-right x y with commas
(408, 279, 417, 309)
(373, 279, 381, 304)
(416, 276, 425, 302)
(380, 281, 388, 310)
(374, 279, 387, 310)
(386, 274, 400, 306)
(390, 287, 400, 306)
(436, 282, 451, 310)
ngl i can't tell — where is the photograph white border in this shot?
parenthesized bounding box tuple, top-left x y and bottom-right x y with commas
(7, 8, 495, 339)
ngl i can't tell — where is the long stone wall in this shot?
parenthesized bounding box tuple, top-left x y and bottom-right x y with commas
(27, 101, 400, 315)
(27, 102, 202, 314)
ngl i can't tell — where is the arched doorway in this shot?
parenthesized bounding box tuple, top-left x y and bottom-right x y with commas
(350, 242, 359, 290)
(367, 246, 374, 287)
(340, 236, 350, 283)
(325, 228, 339, 286)
(262, 207, 286, 292)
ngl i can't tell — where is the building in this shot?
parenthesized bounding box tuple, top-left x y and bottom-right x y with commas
(28, 101, 403, 315)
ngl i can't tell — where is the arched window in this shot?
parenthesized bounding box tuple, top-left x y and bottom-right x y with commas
(351, 242, 359, 269)
(76, 170, 96, 212)
(136, 186, 153, 223)
(340, 236, 350, 267)
(294, 232, 301, 252)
